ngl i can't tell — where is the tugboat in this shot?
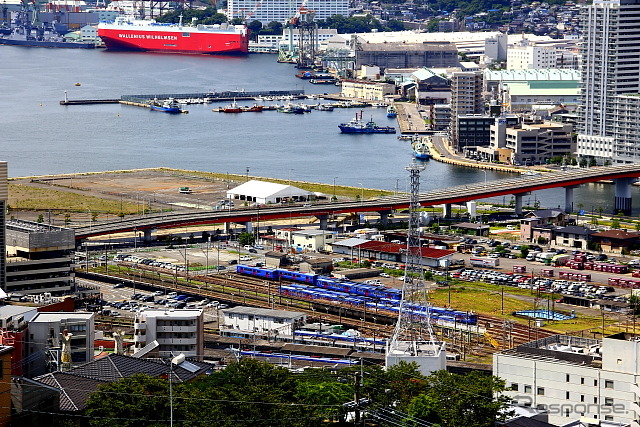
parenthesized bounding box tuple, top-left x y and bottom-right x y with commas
(338, 111, 396, 134)
(386, 104, 397, 118)
(222, 99, 242, 113)
(149, 98, 181, 114)
(412, 137, 431, 160)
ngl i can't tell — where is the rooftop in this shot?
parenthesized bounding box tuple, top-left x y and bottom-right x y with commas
(221, 306, 305, 320)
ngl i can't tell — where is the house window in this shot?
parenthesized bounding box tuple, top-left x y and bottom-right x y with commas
(605, 380, 614, 389)
(605, 415, 614, 421)
(524, 385, 532, 393)
(581, 377, 585, 385)
(510, 383, 518, 391)
(566, 391, 570, 399)
(566, 374, 570, 382)
(580, 395, 585, 402)
(605, 397, 614, 406)
(537, 387, 545, 396)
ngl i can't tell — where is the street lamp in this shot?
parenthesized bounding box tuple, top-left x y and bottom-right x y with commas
(358, 183, 364, 204)
(333, 177, 337, 201)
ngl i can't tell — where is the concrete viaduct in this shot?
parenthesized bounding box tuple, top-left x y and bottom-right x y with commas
(74, 164, 640, 241)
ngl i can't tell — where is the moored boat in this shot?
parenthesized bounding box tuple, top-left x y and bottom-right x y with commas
(412, 137, 431, 160)
(149, 98, 181, 113)
(222, 99, 242, 113)
(339, 111, 396, 134)
(386, 104, 397, 118)
(98, 15, 249, 55)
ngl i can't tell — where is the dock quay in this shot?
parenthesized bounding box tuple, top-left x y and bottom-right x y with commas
(59, 99, 120, 105)
(395, 102, 428, 134)
(60, 89, 306, 106)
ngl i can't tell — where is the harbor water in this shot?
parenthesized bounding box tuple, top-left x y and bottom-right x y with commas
(1, 46, 637, 213)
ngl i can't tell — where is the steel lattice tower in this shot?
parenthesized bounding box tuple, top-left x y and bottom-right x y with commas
(386, 161, 444, 370)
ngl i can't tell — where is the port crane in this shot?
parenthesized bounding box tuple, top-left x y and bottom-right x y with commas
(279, 0, 318, 68)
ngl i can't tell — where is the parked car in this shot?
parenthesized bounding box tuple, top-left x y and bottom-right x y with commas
(248, 248, 258, 253)
(113, 283, 126, 289)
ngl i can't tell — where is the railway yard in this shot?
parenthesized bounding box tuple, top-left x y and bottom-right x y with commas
(82, 254, 625, 367)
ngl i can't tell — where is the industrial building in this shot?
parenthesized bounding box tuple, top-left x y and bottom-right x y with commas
(5, 219, 75, 296)
(354, 41, 458, 70)
(484, 69, 581, 112)
(340, 79, 395, 101)
(494, 333, 640, 426)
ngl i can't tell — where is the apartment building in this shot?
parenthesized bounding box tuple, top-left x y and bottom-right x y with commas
(576, 0, 640, 163)
(449, 71, 484, 150)
(27, 312, 95, 377)
(226, 0, 348, 25)
(133, 309, 204, 361)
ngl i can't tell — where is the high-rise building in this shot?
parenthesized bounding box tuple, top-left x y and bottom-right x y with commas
(226, 0, 348, 25)
(449, 71, 484, 150)
(0, 162, 6, 289)
(577, 0, 640, 163)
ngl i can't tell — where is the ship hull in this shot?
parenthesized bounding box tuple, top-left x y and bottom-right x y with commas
(98, 25, 249, 55)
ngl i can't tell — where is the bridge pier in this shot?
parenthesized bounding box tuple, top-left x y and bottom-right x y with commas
(224, 222, 231, 234)
(142, 229, 153, 243)
(442, 203, 452, 218)
(316, 214, 328, 230)
(378, 210, 394, 226)
(564, 186, 579, 213)
(614, 178, 636, 215)
(514, 193, 529, 215)
(244, 221, 253, 233)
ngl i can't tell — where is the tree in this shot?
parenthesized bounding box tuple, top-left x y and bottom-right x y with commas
(579, 157, 587, 168)
(37, 214, 44, 223)
(247, 20, 262, 40)
(407, 370, 512, 427)
(64, 213, 71, 225)
(85, 374, 170, 427)
(611, 219, 621, 229)
(570, 157, 578, 166)
(520, 245, 530, 259)
(589, 157, 597, 167)
(238, 231, 255, 246)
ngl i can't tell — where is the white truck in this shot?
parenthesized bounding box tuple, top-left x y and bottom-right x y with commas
(535, 252, 556, 262)
(469, 257, 500, 268)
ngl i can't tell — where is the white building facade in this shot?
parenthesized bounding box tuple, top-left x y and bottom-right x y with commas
(221, 306, 306, 339)
(494, 334, 640, 426)
(576, 0, 640, 163)
(133, 309, 204, 360)
(226, 0, 348, 25)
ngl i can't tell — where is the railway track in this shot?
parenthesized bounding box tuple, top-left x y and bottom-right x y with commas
(86, 267, 554, 357)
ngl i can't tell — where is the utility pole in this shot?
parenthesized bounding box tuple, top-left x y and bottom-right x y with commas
(353, 370, 361, 426)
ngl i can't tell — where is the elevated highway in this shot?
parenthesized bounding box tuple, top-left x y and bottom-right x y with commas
(75, 164, 640, 240)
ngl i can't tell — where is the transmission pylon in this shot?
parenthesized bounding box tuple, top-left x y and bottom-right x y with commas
(386, 160, 446, 375)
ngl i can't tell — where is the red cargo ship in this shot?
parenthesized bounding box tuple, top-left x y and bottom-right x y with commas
(98, 16, 249, 55)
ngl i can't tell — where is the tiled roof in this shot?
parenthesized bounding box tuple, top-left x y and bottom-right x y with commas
(592, 230, 640, 239)
(35, 372, 108, 412)
(33, 354, 214, 412)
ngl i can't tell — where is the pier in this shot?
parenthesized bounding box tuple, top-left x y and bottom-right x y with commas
(60, 89, 306, 106)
